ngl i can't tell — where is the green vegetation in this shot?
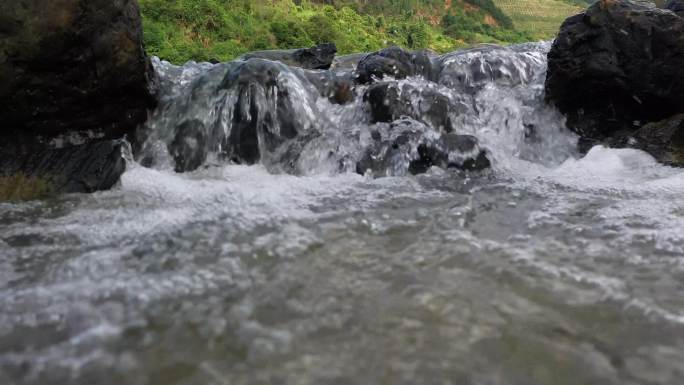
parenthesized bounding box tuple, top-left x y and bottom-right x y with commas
(492, 0, 584, 39)
(139, 0, 536, 64)
(0, 174, 52, 202)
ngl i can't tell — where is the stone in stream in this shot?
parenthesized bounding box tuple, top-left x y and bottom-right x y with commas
(0, 0, 158, 196)
(545, 0, 684, 141)
(240, 43, 337, 70)
(355, 46, 435, 84)
(363, 81, 468, 133)
(356, 119, 490, 177)
(607, 114, 684, 167)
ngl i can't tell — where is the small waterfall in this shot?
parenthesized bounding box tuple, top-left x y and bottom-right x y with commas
(139, 42, 578, 177)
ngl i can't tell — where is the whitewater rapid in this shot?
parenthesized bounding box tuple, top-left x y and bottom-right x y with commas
(1, 42, 683, 385)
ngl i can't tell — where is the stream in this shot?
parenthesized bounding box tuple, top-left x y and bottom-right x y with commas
(1, 42, 683, 385)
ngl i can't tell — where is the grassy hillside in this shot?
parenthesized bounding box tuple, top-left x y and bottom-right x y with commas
(493, 0, 584, 39)
(139, 0, 535, 63)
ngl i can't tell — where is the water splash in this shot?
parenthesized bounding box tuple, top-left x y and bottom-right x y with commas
(139, 42, 578, 177)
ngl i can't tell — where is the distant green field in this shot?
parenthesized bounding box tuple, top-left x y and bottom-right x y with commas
(493, 0, 583, 39)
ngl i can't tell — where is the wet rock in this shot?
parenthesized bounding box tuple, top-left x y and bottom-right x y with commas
(331, 53, 367, 71)
(0, 140, 128, 194)
(364, 82, 467, 132)
(437, 44, 546, 95)
(0, 0, 157, 139)
(355, 47, 435, 84)
(665, 0, 684, 16)
(411, 133, 491, 174)
(356, 120, 490, 177)
(241, 43, 337, 70)
(168, 120, 207, 173)
(608, 114, 684, 167)
(545, 0, 684, 140)
(302, 71, 355, 105)
(157, 59, 322, 172)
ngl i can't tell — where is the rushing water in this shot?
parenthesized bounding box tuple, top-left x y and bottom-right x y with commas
(1, 42, 684, 385)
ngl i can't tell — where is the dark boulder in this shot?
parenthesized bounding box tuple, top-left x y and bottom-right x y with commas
(608, 114, 684, 167)
(0, 0, 157, 197)
(0, 140, 128, 194)
(356, 119, 490, 177)
(241, 43, 337, 70)
(665, 0, 684, 16)
(545, 0, 684, 140)
(355, 47, 435, 84)
(0, 0, 157, 139)
(363, 82, 468, 132)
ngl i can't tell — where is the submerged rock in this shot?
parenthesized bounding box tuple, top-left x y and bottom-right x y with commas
(364, 81, 467, 133)
(356, 119, 490, 177)
(608, 114, 684, 167)
(355, 46, 435, 84)
(241, 43, 337, 70)
(545, 0, 684, 140)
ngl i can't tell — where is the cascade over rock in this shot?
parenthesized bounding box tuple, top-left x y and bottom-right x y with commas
(141, 43, 552, 176)
(144, 59, 326, 172)
(0, 0, 158, 194)
(545, 0, 684, 140)
(142, 42, 572, 176)
(356, 119, 490, 177)
(363, 81, 467, 133)
(438, 44, 544, 95)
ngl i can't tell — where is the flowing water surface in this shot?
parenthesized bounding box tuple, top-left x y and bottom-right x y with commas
(1, 43, 684, 385)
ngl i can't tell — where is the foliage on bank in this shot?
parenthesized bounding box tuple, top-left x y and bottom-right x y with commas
(0, 174, 52, 202)
(139, 0, 534, 64)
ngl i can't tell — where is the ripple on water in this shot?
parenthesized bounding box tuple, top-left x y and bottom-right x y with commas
(1, 43, 684, 384)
